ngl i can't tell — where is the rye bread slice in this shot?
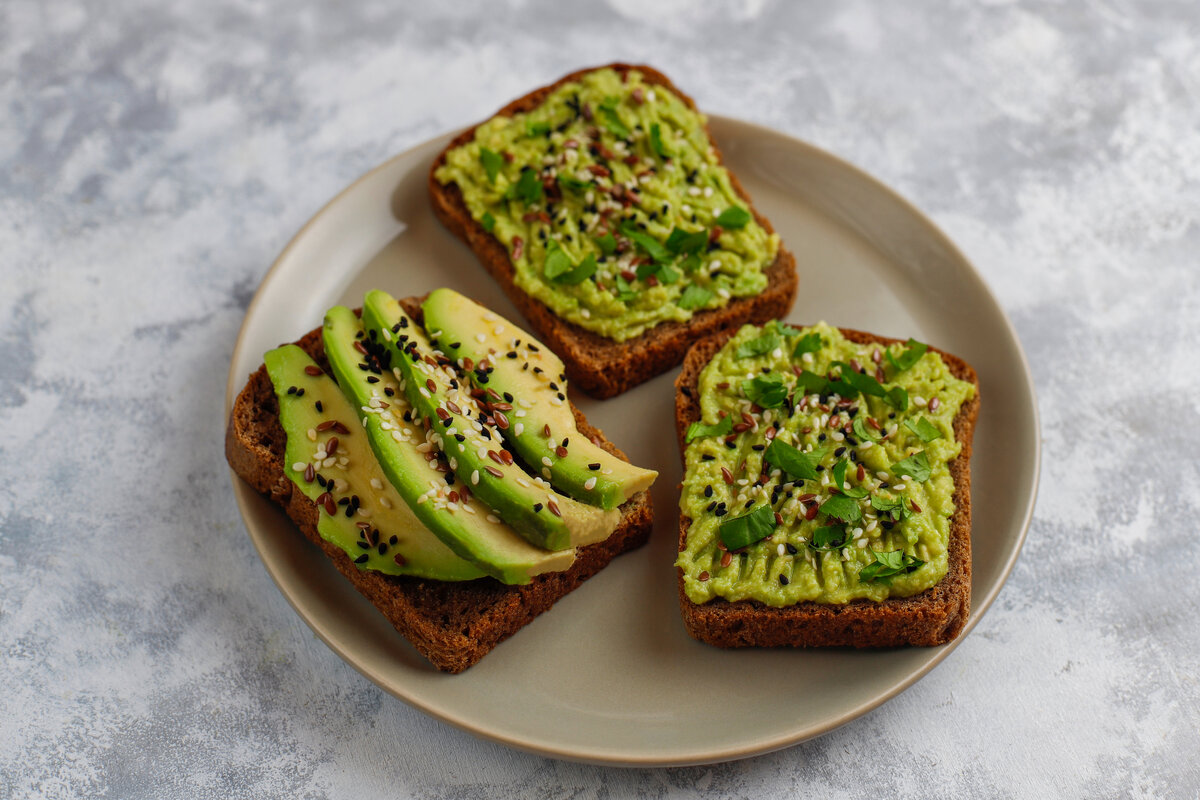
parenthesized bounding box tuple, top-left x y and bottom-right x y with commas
(673, 327, 980, 648)
(429, 62, 798, 399)
(225, 298, 653, 673)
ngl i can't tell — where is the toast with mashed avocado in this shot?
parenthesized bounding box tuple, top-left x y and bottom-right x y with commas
(225, 291, 655, 673)
(430, 63, 797, 398)
(673, 322, 979, 648)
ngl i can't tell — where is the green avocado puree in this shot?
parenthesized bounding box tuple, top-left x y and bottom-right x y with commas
(676, 322, 975, 607)
(434, 68, 779, 342)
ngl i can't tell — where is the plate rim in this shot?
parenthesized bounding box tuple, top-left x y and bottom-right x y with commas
(223, 114, 1040, 767)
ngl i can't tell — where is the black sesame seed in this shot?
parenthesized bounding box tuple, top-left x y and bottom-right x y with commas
(704, 485, 713, 497)
(366, 376, 379, 383)
(779, 575, 790, 586)
(377, 543, 388, 556)
(702, 454, 715, 461)
(834, 447, 846, 457)
(533, 503, 543, 512)
(315, 401, 323, 412)
(357, 541, 370, 550)
(389, 535, 398, 545)
(752, 444, 765, 451)
(786, 543, 798, 555)
(354, 554, 369, 564)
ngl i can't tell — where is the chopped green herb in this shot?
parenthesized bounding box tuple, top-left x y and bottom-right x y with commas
(735, 330, 781, 359)
(834, 362, 886, 397)
(665, 227, 708, 255)
(819, 494, 862, 523)
(479, 148, 503, 184)
(831, 459, 867, 498)
(555, 253, 598, 285)
(481, 212, 496, 233)
(885, 385, 909, 411)
(680, 252, 702, 273)
(526, 120, 551, 137)
(649, 122, 668, 159)
(852, 416, 880, 443)
(620, 223, 671, 263)
(810, 524, 846, 550)
(613, 274, 637, 302)
(598, 99, 630, 139)
(765, 440, 826, 481)
(904, 417, 943, 443)
(870, 494, 912, 521)
(594, 233, 617, 255)
(860, 549, 924, 583)
(677, 284, 712, 311)
(543, 244, 573, 281)
(719, 504, 778, 551)
(715, 205, 752, 229)
(657, 264, 681, 284)
(635, 260, 659, 281)
(887, 338, 929, 373)
(506, 168, 543, 204)
(794, 370, 829, 395)
(742, 373, 787, 408)
(890, 451, 932, 482)
(558, 174, 591, 193)
(792, 332, 822, 358)
(685, 414, 733, 443)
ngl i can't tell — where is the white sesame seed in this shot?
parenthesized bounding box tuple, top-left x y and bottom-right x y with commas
(688, 186, 701, 197)
(291, 462, 306, 472)
(717, 288, 730, 299)
(542, 468, 552, 480)
(859, 440, 874, 450)
(475, 333, 486, 343)
(514, 423, 524, 436)
(380, 497, 392, 509)
(516, 478, 531, 488)
(370, 478, 383, 490)
(550, 397, 563, 406)
(876, 470, 889, 479)
(913, 396, 927, 407)
(486, 514, 500, 524)
(462, 504, 476, 514)
(307, 429, 317, 442)
(832, 432, 845, 442)
(703, 186, 713, 198)
(777, 543, 786, 556)
(417, 495, 428, 505)
(580, 308, 591, 319)
(801, 352, 814, 364)
(893, 483, 907, 491)
(449, 457, 457, 470)
(584, 476, 597, 490)
(771, 348, 783, 359)
(391, 431, 403, 442)
(542, 456, 554, 467)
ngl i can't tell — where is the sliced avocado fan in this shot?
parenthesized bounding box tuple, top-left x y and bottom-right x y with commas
(321, 306, 574, 584)
(421, 288, 657, 510)
(361, 290, 621, 552)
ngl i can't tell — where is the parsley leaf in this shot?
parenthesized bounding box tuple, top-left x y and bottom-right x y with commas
(543, 244, 572, 281)
(851, 416, 880, 442)
(506, 168, 543, 204)
(832, 459, 848, 489)
(885, 385, 909, 411)
(764, 440, 826, 481)
(904, 417, 943, 443)
(649, 122, 669, 159)
(887, 338, 929, 373)
(810, 524, 846, 550)
(479, 148, 503, 184)
(792, 332, 822, 358)
(555, 253, 597, 285)
(481, 211, 496, 233)
(718, 504, 777, 551)
(664, 227, 708, 255)
(820, 494, 862, 523)
(871, 494, 913, 521)
(890, 451, 932, 482)
(860, 549, 924, 583)
(736, 330, 781, 359)
(620, 223, 671, 263)
(834, 362, 886, 397)
(677, 284, 712, 311)
(594, 233, 617, 255)
(685, 414, 733, 443)
(794, 370, 830, 395)
(715, 206, 752, 229)
(742, 373, 788, 408)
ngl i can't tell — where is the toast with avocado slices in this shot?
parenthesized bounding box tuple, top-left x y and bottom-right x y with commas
(673, 322, 979, 648)
(430, 63, 797, 398)
(225, 291, 655, 673)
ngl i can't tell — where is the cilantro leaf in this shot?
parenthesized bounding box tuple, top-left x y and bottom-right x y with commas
(764, 440, 826, 481)
(820, 494, 862, 523)
(680, 252, 702, 273)
(885, 385, 909, 411)
(613, 274, 637, 302)
(852, 416, 880, 442)
(657, 264, 681, 284)
(742, 373, 788, 408)
(834, 362, 886, 397)
(887, 338, 929, 373)
(832, 459, 848, 489)
(594, 233, 617, 255)
(635, 260, 659, 281)
(718, 504, 777, 551)
(794, 370, 830, 395)
(555, 253, 597, 285)
(506, 168, 543, 204)
(621, 223, 671, 263)
(479, 147, 503, 184)
(810, 524, 846, 550)
(860, 549, 924, 583)
(904, 417, 943, 443)
(685, 414, 733, 443)
(735, 330, 781, 359)
(890, 451, 932, 482)
(792, 332, 822, 358)
(664, 227, 708, 255)
(649, 122, 668, 159)
(543, 244, 572, 281)
(715, 206, 752, 229)
(677, 284, 712, 311)
(481, 211, 496, 233)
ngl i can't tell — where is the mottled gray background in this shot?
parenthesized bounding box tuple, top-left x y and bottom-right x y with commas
(3, 0, 1198, 797)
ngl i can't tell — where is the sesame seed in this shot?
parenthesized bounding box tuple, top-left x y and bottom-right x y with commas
(542, 456, 554, 467)
(584, 477, 597, 490)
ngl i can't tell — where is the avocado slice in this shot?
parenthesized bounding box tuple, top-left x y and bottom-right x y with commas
(265, 344, 487, 580)
(320, 307, 574, 584)
(421, 288, 657, 510)
(360, 290, 621, 551)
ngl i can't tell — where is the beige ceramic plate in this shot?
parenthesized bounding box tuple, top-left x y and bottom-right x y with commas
(225, 117, 1038, 766)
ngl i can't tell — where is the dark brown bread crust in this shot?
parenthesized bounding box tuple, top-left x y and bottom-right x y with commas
(225, 299, 653, 673)
(429, 63, 798, 399)
(673, 327, 980, 648)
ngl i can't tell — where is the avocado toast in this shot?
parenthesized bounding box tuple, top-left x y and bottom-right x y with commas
(430, 63, 797, 398)
(674, 322, 979, 648)
(226, 290, 655, 672)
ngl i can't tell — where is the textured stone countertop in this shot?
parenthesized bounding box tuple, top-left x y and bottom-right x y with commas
(3, 1, 1198, 797)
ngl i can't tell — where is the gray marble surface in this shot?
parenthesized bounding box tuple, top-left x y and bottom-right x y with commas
(3, 1, 1198, 797)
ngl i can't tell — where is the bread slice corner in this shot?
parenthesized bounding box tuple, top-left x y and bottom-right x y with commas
(429, 62, 798, 399)
(225, 298, 653, 673)
(672, 327, 979, 648)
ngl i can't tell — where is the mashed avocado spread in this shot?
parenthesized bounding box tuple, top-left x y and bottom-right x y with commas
(434, 68, 779, 342)
(677, 322, 975, 607)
